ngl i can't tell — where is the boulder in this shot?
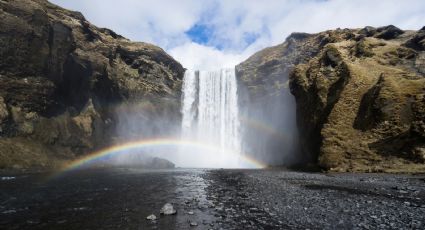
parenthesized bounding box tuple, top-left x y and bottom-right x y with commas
(374, 25, 404, 40)
(404, 29, 425, 51)
(146, 214, 157, 221)
(160, 203, 177, 215)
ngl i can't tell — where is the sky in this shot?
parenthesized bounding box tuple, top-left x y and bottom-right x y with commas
(50, 0, 425, 70)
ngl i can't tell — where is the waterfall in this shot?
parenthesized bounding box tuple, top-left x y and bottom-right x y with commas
(180, 68, 243, 168)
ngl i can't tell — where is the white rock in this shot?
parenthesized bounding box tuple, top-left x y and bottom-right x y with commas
(160, 203, 176, 215)
(146, 214, 157, 220)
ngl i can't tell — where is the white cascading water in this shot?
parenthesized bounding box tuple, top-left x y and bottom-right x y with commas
(180, 68, 244, 168)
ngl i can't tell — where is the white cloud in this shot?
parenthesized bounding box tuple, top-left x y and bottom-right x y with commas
(50, 0, 425, 70)
(168, 42, 246, 70)
(50, 0, 209, 48)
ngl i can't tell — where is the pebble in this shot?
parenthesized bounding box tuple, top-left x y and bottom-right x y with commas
(26, 220, 40, 224)
(2, 210, 16, 214)
(249, 207, 259, 213)
(1, 176, 16, 180)
(160, 203, 177, 215)
(146, 214, 157, 221)
(190, 222, 198, 226)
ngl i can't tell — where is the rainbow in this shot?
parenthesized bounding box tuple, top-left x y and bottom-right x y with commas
(53, 138, 266, 178)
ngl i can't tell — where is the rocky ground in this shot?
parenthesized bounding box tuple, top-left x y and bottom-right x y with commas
(1, 168, 424, 229)
(204, 169, 425, 229)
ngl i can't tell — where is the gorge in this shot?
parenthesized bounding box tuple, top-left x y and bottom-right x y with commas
(1, 1, 425, 229)
(0, 0, 424, 172)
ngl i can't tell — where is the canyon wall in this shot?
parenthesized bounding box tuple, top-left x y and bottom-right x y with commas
(0, 0, 184, 169)
(238, 26, 425, 172)
(236, 35, 308, 166)
(2, 0, 424, 172)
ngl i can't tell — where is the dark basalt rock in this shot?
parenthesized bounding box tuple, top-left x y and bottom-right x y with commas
(404, 29, 425, 51)
(286, 32, 312, 41)
(0, 0, 184, 169)
(359, 26, 377, 37)
(374, 25, 405, 40)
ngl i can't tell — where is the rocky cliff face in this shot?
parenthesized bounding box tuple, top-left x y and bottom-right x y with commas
(0, 0, 184, 169)
(236, 32, 322, 166)
(237, 26, 425, 172)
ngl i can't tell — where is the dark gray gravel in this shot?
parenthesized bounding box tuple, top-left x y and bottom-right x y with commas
(203, 169, 425, 229)
(0, 168, 424, 229)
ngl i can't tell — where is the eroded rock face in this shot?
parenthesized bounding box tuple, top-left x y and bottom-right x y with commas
(238, 26, 425, 172)
(236, 32, 325, 166)
(0, 0, 184, 169)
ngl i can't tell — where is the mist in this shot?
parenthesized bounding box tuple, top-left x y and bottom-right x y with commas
(101, 66, 299, 169)
(110, 98, 183, 167)
(238, 73, 300, 166)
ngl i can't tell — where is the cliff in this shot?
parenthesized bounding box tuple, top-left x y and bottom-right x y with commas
(237, 26, 425, 172)
(0, 0, 184, 169)
(236, 32, 321, 166)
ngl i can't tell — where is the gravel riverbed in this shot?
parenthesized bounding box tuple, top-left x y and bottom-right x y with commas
(0, 168, 424, 229)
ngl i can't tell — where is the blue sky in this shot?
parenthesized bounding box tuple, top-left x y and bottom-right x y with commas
(186, 24, 211, 45)
(50, 0, 425, 70)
